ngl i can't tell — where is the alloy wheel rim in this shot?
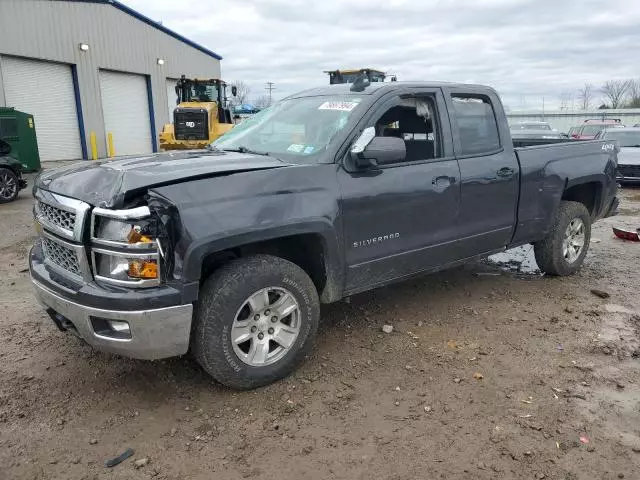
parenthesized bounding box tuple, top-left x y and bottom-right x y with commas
(0, 172, 17, 200)
(231, 286, 301, 367)
(562, 218, 585, 263)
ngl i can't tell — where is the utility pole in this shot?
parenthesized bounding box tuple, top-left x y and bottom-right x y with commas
(265, 82, 275, 106)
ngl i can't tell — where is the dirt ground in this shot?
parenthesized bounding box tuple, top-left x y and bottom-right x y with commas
(1, 176, 639, 480)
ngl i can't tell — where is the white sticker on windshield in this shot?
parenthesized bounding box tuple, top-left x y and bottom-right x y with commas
(318, 101, 359, 112)
(287, 144, 305, 153)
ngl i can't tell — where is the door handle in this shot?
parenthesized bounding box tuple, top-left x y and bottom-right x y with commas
(497, 167, 515, 178)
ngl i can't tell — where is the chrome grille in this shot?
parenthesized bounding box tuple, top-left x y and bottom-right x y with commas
(34, 190, 90, 242)
(37, 201, 76, 234)
(41, 237, 82, 277)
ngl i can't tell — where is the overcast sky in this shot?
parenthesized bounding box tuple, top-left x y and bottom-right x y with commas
(125, 0, 640, 110)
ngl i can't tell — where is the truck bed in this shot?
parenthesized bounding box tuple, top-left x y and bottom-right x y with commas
(511, 139, 618, 246)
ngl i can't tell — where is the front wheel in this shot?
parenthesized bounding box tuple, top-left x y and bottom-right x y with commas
(0, 168, 19, 204)
(534, 200, 591, 276)
(193, 255, 320, 390)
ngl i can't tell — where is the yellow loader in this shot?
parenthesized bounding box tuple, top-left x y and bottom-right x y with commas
(159, 75, 237, 150)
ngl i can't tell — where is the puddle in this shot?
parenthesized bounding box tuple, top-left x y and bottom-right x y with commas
(485, 245, 541, 275)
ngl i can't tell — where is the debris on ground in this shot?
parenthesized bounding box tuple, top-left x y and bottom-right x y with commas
(473, 372, 484, 380)
(104, 448, 134, 468)
(580, 436, 590, 444)
(134, 457, 150, 469)
(612, 226, 640, 242)
(381, 325, 393, 334)
(590, 289, 611, 299)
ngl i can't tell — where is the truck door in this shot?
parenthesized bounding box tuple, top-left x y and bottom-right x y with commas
(338, 89, 461, 293)
(443, 89, 519, 258)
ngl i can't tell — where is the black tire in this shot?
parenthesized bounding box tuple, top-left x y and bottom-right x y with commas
(0, 168, 19, 204)
(534, 200, 591, 276)
(193, 254, 320, 390)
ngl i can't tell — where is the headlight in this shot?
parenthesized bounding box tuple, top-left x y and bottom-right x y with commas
(90, 206, 161, 287)
(92, 249, 159, 284)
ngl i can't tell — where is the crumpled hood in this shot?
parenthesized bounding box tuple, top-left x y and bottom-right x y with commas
(35, 150, 289, 207)
(618, 147, 640, 166)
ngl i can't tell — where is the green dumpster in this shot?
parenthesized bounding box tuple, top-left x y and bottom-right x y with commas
(0, 107, 41, 172)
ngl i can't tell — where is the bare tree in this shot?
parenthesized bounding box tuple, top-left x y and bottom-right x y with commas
(601, 80, 631, 109)
(558, 90, 573, 110)
(253, 95, 271, 109)
(577, 83, 594, 110)
(627, 79, 640, 108)
(230, 80, 251, 104)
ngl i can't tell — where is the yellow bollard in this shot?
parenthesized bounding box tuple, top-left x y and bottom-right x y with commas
(89, 132, 98, 160)
(107, 132, 115, 158)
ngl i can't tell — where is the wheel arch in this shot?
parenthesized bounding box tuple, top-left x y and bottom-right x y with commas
(562, 177, 604, 219)
(183, 221, 344, 303)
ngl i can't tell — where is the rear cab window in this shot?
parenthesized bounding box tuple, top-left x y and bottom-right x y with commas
(449, 94, 501, 156)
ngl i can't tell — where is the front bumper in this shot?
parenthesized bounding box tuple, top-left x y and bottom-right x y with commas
(32, 279, 193, 360)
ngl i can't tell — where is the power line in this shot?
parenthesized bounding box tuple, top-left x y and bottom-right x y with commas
(265, 82, 275, 105)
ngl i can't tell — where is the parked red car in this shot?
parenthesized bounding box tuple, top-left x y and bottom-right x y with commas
(571, 119, 624, 140)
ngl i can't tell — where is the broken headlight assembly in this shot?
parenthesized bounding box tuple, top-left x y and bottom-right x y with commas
(90, 206, 164, 287)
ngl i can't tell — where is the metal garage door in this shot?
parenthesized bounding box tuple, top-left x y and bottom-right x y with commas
(99, 70, 152, 156)
(166, 78, 179, 124)
(1, 56, 82, 161)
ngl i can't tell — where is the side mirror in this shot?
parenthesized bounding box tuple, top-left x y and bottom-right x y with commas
(350, 129, 406, 168)
(231, 86, 238, 97)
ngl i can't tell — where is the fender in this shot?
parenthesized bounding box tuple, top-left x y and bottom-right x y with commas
(149, 162, 344, 301)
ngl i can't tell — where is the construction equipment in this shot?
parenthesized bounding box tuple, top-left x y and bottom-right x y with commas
(325, 68, 396, 85)
(159, 75, 237, 150)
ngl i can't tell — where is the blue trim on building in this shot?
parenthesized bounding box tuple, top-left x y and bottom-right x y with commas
(69, 0, 222, 60)
(146, 76, 158, 153)
(70, 64, 89, 160)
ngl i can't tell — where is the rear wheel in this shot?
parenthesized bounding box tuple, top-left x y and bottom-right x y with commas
(0, 168, 19, 204)
(534, 200, 591, 276)
(193, 255, 320, 390)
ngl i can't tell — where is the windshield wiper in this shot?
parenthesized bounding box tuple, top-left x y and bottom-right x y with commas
(220, 146, 271, 157)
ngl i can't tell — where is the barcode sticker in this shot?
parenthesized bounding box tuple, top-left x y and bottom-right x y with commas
(318, 101, 358, 112)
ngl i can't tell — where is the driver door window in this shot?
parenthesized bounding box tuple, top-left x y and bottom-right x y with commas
(372, 96, 441, 163)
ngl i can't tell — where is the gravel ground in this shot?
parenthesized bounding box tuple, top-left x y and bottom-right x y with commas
(1, 177, 639, 480)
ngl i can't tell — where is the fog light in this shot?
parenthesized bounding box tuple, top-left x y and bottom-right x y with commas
(91, 317, 132, 339)
(108, 320, 131, 333)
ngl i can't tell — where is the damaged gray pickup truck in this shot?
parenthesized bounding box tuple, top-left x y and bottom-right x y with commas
(30, 81, 619, 389)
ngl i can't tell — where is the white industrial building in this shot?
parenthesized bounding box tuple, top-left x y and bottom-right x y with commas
(0, 0, 222, 161)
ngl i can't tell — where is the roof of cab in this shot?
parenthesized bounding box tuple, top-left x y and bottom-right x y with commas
(286, 81, 496, 99)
